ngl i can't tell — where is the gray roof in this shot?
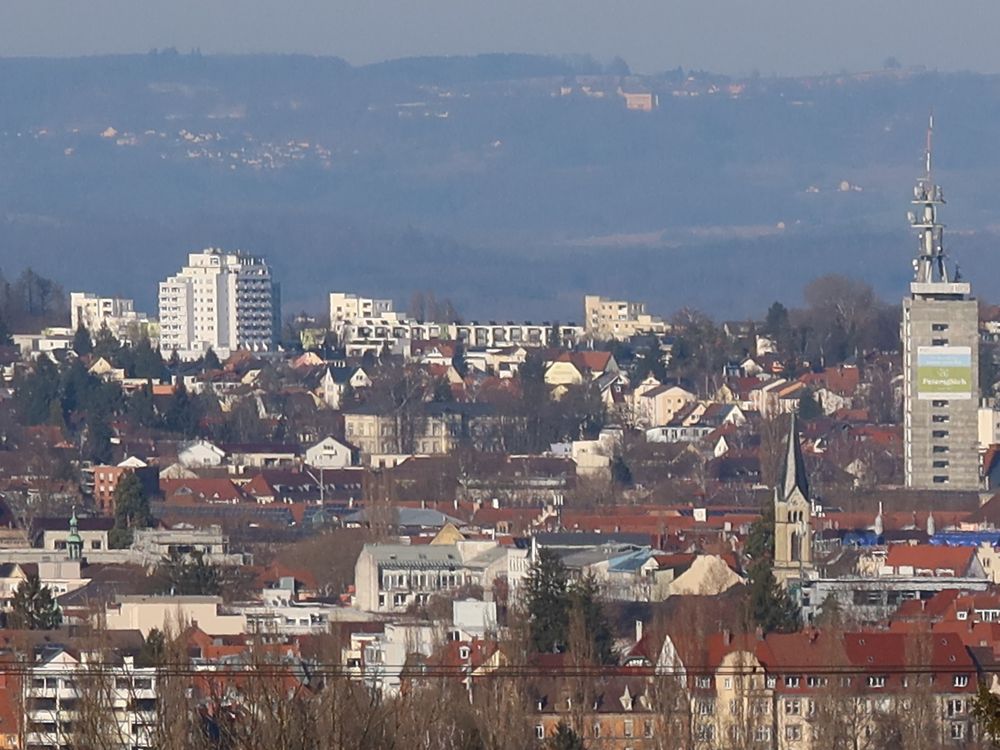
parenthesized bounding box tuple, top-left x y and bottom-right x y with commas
(364, 544, 462, 567)
(535, 532, 653, 548)
(344, 507, 463, 528)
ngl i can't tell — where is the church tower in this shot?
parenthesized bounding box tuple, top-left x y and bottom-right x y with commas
(773, 412, 813, 586)
(902, 117, 980, 490)
(66, 510, 83, 562)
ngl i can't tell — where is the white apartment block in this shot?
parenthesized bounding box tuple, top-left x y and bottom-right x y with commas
(69, 292, 153, 342)
(340, 316, 582, 357)
(159, 248, 278, 360)
(584, 294, 668, 340)
(26, 648, 158, 749)
(329, 292, 394, 325)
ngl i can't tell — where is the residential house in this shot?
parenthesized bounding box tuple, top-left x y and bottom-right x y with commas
(177, 440, 226, 468)
(304, 436, 356, 469)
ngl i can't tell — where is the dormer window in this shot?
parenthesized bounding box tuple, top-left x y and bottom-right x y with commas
(458, 647, 470, 660)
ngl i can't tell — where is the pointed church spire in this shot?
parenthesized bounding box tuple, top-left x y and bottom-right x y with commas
(780, 411, 809, 502)
(927, 511, 936, 537)
(874, 501, 884, 537)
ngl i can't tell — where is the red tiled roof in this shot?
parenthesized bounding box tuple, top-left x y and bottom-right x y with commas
(884, 544, 977, 576)
(161, 478, 248, 504)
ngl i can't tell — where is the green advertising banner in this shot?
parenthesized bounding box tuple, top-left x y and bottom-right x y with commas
(916, 346, 973, 399)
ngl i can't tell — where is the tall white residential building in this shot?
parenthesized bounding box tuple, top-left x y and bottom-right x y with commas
(69, 293, 154, 342)
(159, 248, 279, 359)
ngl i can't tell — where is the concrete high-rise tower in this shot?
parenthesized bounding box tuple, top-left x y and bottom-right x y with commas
(902, 118, 980, 490)
(159, 248, 279, 360)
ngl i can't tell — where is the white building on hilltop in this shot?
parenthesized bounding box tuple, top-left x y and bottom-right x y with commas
(159, 248, 279, 360)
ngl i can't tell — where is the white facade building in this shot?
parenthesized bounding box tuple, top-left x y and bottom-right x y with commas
(329, 292, 394, 325)
(26, 648, 158, 749)
(69, 292, 154, 342)
(159, 248, 278, 359)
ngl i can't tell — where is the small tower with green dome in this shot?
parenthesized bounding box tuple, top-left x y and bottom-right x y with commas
(67, 510, 83, 561)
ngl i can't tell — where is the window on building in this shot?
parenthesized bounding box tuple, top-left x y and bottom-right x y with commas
(785, 724, 802, 741)
(932, 399, 948, 407)
(932, 414, 950, 423)
(784, 699, 801, 715)
(933, 475, 950, 484)
(932, 430, 950, 439)
(933, 460, 950, 469)
(623, 719, 634, 737)
(954, 675, 969, 688)
(948, 699, 965, 717)
(951, 722, 966, 740)
(534, 725, 544, 739)
(868, 676, 885, 688)
(754, 726, 771, 743)
(784, 675, 800, 688)
(696, 677, 712, 689)
(644, 720, 654, 738)
(932, 338, 949, 346)
(592, 723, 601, 738)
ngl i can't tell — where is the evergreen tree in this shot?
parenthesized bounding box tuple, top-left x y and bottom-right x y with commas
(72, 323, 93, 356)
(526, 548, 570, 653)
(0, 312, 11, 346)
(92, 323, 121, 362)
(163, 382, 201, 436)
(568, 573, 614, 664)
(797, 389, 823, 420)
(159, 550, 221, 596)
(610, 454, 632, 486)
(451, 342, 469, 378)
(546, 722, 586, 750)
(129, 337, 166, 380)
(137, 628, 166, 667)
(432, 379, 454, 403)
(112, 472, 152, 544)
(972, 682, 1000, 743)
(167, 349, 181, 370)
(127, 383, 158, 428)
(203, 347, 221, 371)
(84, 409, 114, 464)
(746, 558, 800, 634)
(13, 356, 61, 425)
(744, 500, 775, 561)
(9, 572, 62, 630)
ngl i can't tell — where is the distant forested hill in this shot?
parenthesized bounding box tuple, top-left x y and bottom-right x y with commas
(1, 53, 999, 319)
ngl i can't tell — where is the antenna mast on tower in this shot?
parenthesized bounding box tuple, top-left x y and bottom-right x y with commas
(909, 113, 949, 284)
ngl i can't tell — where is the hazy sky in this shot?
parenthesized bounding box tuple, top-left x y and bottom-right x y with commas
(2, 1, 999, 75)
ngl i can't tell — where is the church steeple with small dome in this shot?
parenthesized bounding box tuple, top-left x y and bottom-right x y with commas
(66, 510, 83, 561)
